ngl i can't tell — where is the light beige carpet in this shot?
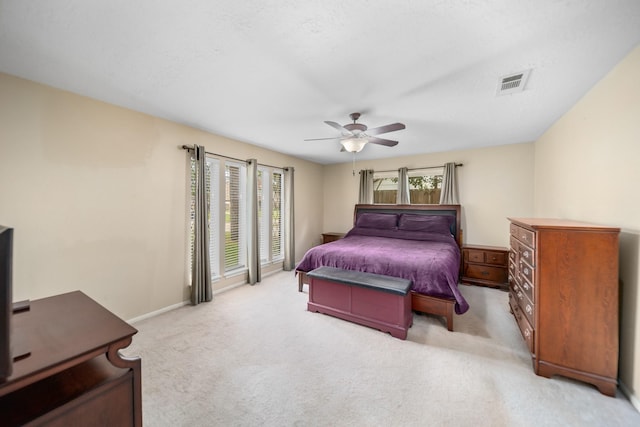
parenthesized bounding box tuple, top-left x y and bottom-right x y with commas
(124, 271, 640, 426)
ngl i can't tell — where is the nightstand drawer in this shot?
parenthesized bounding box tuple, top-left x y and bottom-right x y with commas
(485, 251, 507, 265)
(321, 232, 345, 244)
(464, 264, 508, 283)
(464, 247, 508, 266)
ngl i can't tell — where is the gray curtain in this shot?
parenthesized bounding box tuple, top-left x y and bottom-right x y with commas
(190, 145, 212, 305)
(283, 167, 295, 271)
(439, 162, 459, 204)
(246, 159, 261, 285)
(397, 167, 410, 204)
(358, 169, 374, 204)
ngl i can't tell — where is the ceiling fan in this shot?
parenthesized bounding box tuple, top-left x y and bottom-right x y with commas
(305, 112, 406, 153)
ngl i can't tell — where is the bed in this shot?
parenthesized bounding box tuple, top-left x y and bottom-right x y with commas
(295, 204, 469, 331)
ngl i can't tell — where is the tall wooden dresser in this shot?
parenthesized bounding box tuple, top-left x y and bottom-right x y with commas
(507, 218, 620, 396)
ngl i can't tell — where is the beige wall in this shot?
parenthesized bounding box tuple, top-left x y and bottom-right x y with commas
(0, 73, 324, 320)
(322, 142, 535, 248)
(534, 45, 640, 404)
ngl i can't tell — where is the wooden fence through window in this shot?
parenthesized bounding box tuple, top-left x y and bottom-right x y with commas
(373, 189, 442, 204)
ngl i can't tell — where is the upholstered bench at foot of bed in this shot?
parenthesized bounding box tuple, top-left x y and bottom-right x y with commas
(306, 266, 413, 340)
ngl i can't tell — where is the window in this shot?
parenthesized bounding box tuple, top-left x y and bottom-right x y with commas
(189, 155, 286, 281)
(258, 166, 284, 264)
(271, 171, 283, 261)
(408, 168, 443, 204)
(225, 161, 246, 272)
(189, 156, 220, 280)
(373, 171, 398, 203)
(373, 168, 443, 204)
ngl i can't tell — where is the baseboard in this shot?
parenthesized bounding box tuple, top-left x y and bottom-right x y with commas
(127, 269, 287, 324)
(127, 300, 189, 324)
(619, 380, 640, 412)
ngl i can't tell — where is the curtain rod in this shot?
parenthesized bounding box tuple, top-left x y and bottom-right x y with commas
(181, 145, 285, 170)
(374, 163, 463, 173)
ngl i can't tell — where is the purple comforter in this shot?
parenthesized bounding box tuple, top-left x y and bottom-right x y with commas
(296, 227, 469, 314)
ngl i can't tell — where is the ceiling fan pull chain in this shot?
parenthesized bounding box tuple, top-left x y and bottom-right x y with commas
(352, 152, 356, 176)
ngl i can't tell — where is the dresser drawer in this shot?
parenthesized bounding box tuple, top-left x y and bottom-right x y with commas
(520, 261, 535, 286)
(519, 276, 534, 303)
(515, 284, 535, 326)
(519, 245, 534, 267)
(508, 259, 518, 285)
(510, 223, 536, 248)
(510, 291, 534, 353)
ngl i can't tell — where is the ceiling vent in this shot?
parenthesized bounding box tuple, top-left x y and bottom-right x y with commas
(497, 69, 531, 96)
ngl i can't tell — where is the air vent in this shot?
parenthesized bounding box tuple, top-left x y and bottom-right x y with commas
(497, 69, 531, 96)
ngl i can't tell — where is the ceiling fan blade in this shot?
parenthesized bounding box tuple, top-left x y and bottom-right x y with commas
(325, 121, 353, 135)
(367, 137, 398, 147)
(304, 137, 341, 141)
(365, 122, 406, 136)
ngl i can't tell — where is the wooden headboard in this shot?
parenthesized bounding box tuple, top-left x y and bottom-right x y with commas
(353, 204, 462, 249)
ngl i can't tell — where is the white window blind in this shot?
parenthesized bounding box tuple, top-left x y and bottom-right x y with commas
(257, 166, 284, 264)
(257, 167, 269, 263)
(271, 171, 284, 260)
(207, 158, 220, 279)
(225, 161, 247, 272)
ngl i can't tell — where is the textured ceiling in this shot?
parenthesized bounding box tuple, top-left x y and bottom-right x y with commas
(1, 0, 639, 164)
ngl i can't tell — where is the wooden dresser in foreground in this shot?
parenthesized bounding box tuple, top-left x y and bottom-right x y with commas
(508, 218, 620, 396)
(461, 245, 509, 290)
(0, 291, 142, 426)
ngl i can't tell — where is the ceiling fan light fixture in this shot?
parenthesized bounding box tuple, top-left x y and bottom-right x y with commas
(341, 138, 367, 153)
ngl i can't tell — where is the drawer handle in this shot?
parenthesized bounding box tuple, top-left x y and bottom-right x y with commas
(481, 271, 490, 276)
(526, 304, 532, 315)
(524, 328, 531, 338)
(524, 267, 529, 275)
(524, 251, 529, 258)
(517, 291, 523, 300)
(523, 282, 529, 291)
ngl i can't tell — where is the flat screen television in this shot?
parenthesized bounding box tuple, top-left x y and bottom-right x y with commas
(0, 225, 13, 381)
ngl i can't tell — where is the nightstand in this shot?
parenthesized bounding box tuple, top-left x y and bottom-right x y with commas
(321, 232, 345, 244)
(461, 244, 509, 290)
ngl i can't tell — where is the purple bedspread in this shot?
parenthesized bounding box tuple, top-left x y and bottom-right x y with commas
(296, 228, 469, 314)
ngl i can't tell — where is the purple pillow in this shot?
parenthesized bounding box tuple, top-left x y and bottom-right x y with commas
(355, 213, 398, 229)
(397, 214, 453, 235)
